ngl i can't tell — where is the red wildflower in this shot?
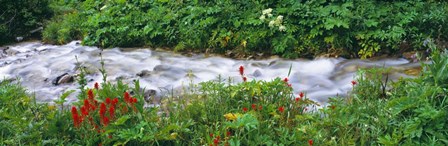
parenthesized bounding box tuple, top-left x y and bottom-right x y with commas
(243, 76, 247, 82)
(330, 105, 336, 110)
(239, 66, 244, 76)
(351, 80, 357, 86)
(283, 77, 289, 83)
(99, 103, 106, 118)
(124, 92, 131, 103)
(108, 135, 112, 139)
(295, 97, 300, 102)
(213, 138, 219, 145)
(299, 92, 304, 98)
(102, 116, 109, 126)
(209, 133, 213, 137)
(308, 139, 313, 146)
(112, 98, 118, 106)
(251, 104, 256, 110)
(105, 97, 111, 105)
(288, 83, 292, 87)
(81, 105, 89, 117)
(226, 131, 231, 137)
(109, 106, 115, 119)
(71, 106, 80, 127)
(243, 107, 248, 112)
(88, 89, 94, 100)
(259, 105, 262, 110)
(84, 99, 91, 110)
(133, 98, 138, 103)
(278, 106, 285, 113)
(94, 82, 99, 89)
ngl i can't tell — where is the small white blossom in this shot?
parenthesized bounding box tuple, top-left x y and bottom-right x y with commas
(268, 20, 275, 27)
(279, 25, 286, 32)
(267, 14, 273, 17)
(262, 8, 273, 15)
(259, 15, 266, 21)
(276, 15, 283, 22)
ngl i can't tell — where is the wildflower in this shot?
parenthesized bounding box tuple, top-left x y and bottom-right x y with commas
(124, 92, 131, 103)
(108, 135, 112, 139)
(226, 131, 231, 137)
(88, 89, 94, 100)
(351, 80, 357, 86)
(259, 105, 262, 110)
(283, 77, 289, 83)
(279, 25, 286, 32)
(299, 92, 304, 98)
(102, 116, 109, 126)
(170, 132, 178, 139)
(243, 107, 248, 112)
(278, 106, 285, 113)
(259, 15, 266, 21)
(330, 105, 335, 110)
(210, 133, 214, 137)
(213, 138, 219, 145)
(239, 66, 244, 76)
(288, 83, 292, 87)
(109, 106, 115, 119)
(295, 97, 300, 102)
(276, 15, 284, 22)
(81, 105, 89, 117)
(308, 139, 313, 146)
(71, 106, 80, 127)
(133, 98, 138, 103)
(268, 20, 275, 27)
(262, 8, 273, 15)
(267, 14, 273, 17)
(112, 98, 118, 106)
(99, 103, 106, 118)
(105, 97, 111, 105)
(94, 82, 99, 89)
(243, 77, 247, 82)
(251, 104, 256, 110)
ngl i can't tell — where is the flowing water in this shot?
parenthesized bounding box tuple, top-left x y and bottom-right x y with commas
(0, 41, 421, 106)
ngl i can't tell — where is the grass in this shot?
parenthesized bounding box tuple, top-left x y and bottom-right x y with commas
(0, 44, 447, 145)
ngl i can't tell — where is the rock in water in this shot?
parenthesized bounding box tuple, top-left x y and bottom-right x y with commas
(52, 73, 74, 85)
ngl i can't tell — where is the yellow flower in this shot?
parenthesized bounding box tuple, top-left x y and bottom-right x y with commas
(48, 105, 56, 110)
(224, 113, 242, 121)
(170, 132, 178, 139)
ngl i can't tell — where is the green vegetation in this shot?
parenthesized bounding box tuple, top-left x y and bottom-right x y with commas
(1, 43, 447, 145)
(0, 0, 52, 45)
(42, 0, 448, 58)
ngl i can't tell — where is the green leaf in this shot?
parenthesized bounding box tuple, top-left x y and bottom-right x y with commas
(114, 115, 130, 125)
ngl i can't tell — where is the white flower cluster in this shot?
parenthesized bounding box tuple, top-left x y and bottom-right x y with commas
(260, 8, 286, 32)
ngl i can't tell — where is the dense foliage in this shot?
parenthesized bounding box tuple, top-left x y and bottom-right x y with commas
(43, 0, 448, 58)
(0, 0, 52, 45)
(1, 43, 447, 145)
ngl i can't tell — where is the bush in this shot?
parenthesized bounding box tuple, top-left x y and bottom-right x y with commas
(0, 0, 52, 45)
(43, 0, 448, 58)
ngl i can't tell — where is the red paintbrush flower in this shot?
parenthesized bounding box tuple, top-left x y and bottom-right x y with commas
(278, 106, 285, 113)
(243, 107, 248, 112)
(239, 66, 244, 76)
(351, 80, 357, 86)
(71, 106, 80, 127)
(88, 89, 94, 100)
(308, 139, 313, 146)
(94, 82, 99, 89)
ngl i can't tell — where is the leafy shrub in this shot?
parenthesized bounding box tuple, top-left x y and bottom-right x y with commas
(0, 0, 52, 45)
(43, 0, 448, 58)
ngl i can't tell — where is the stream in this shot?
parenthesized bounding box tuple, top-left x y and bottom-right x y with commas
(0, 41, 421, 107)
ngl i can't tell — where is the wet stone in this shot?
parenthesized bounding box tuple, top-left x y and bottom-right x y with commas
(52, 73, 74, 85)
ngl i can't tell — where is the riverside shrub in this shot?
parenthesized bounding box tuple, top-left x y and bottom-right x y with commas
(43, 0, 448, 58)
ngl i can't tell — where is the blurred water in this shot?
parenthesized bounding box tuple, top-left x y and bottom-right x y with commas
(0, 41, 420, 106)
